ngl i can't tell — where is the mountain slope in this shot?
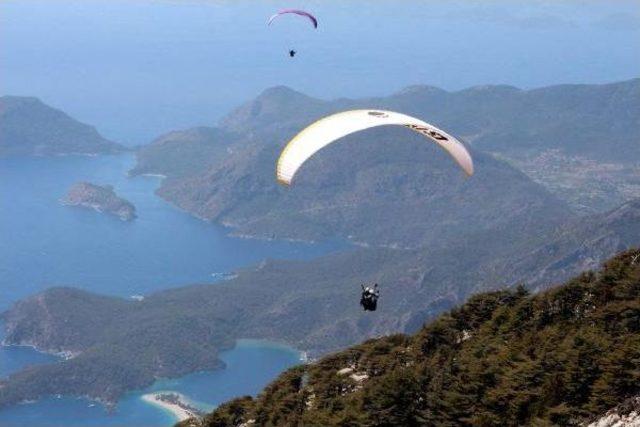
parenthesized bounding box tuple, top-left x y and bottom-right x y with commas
(140, 79, 639, 246)
(0, 96, 123, 156)
(497, 198, 640, 291)
(158, 127, 571, 248)
(1, 201, 638, 410)
(130, 127, 240, 179)
(217, 79, 639, 166)
(188, 249, 640, 427)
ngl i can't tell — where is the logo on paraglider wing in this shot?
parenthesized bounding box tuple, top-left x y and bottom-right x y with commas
(406, 124, 449, 141)
(368, 111, 389, 118)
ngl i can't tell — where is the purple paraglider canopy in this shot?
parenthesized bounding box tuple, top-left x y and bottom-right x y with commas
(268, 9, 318, 28)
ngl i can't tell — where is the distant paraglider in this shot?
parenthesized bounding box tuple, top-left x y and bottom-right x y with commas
(275, 110, 474, 186)
(268, 9, 317, 58)
(268, 9, 318, 28)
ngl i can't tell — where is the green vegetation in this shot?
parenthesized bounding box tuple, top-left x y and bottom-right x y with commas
(137, 79, 640, 245)
(0, 287, 231, 407)
(1, 195, 638, 409)
(2, 80, 638, 410)
(188, 249, 640, 427)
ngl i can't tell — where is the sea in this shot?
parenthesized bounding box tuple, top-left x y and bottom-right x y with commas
(0, 153, 339, 425)
(0, 0, 638, 425)
(1, 0, 638, 146)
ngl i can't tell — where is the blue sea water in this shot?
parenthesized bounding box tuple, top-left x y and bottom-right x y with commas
(0, 154, 333, 425)
(0, 327, 59, 379)
(1, 0, 638, 145)
(0, 340, 302, 426)
(0, 154, 343, 311)
(0, 0, 638, 424)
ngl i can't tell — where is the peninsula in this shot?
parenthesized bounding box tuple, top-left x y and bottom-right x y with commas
(141, 392, 204, 422)
(0, 96, 124, 157)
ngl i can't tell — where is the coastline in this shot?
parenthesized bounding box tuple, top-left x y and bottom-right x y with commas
(0, 339, 78, 360)
(141, 392, 200, 422)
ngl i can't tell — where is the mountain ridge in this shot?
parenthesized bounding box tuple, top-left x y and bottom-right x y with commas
(137, 78, 639, 246)
(0, 96, 124, 156)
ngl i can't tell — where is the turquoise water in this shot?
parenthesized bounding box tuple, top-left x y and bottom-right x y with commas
(1, 0, 638, 145)
(1, 1, 638, 424)
(0, 340, 302, 426)
(0, 154, 339, 424)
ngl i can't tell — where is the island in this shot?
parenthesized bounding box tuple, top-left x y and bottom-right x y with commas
(61, 182, 137, 221)
(141, 392, 204, 422)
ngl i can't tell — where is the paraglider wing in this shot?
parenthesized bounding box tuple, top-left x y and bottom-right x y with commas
(268, 9, 318, 28)
(276, 110, 474, 185)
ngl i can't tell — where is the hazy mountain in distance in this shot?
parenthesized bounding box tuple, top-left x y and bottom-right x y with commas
(129, 127, 241, 179)
(136, 80, 639, 247)
(497, 197, 640, 291)
(373, 79, 640, 213)
(0, 96, 124, 156)
(220, 79, 639, 163)
(150, 87, 576, 247)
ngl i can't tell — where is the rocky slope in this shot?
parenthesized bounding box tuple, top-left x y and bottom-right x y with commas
(588, 397, 640, 427)
(62, 182, 137, 221)
(0, 96, 123, 156)
(184, 249, 640, 427)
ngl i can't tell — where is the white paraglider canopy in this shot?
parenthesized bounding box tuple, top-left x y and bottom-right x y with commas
(276, 110, 474, 185)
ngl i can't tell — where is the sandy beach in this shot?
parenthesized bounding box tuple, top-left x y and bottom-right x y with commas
(141, 392, 199, 422)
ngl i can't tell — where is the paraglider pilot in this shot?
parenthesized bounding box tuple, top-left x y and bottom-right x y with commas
(360, 283, 379, 311)
(289, 49, 296, 58)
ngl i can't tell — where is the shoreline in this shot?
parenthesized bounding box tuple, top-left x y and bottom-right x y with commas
(0, 339, 79, 360)
(141, 392, 201, 422)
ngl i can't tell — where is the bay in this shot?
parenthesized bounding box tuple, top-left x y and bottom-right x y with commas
(0, 339, 301, 426)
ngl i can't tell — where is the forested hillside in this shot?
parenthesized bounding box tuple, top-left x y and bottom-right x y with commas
(138, 79, 639, 238)
(187, 249, 640, 427)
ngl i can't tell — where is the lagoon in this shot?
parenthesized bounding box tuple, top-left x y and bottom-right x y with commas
(0, 153, 338, 425)
(0, 339, 301, 426)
